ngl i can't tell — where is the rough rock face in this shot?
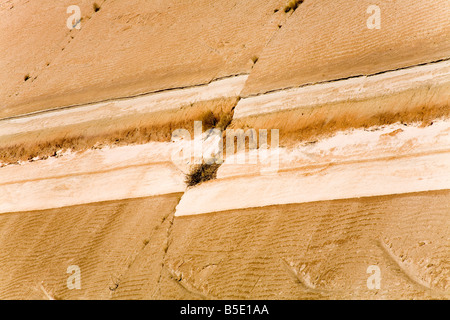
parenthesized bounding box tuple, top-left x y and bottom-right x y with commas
(0, 0, 449, 300)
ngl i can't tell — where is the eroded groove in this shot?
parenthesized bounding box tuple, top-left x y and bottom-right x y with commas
(280, 258, 339, 296)
(378, 238, 447, 295)
(165, 265, 219, 300)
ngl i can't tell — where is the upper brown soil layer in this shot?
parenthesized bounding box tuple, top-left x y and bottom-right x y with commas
(1, 0, 286, 118)
(3, 0, 449, 117)
(241, 0, 450, 96)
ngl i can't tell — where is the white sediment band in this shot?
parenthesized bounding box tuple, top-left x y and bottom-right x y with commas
(0, 143, 186, 214)
(0, 75, 248, 137)
(234, 60, 450, 119)
(175, 120, 450, 216)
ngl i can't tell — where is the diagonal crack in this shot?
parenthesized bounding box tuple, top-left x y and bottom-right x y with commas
(165, 265, 219, 300)
(109, 202, 177, 297)
(151, 207, 177, 299)
(378, 238, 448, 296)
(280, 258, 341, 296)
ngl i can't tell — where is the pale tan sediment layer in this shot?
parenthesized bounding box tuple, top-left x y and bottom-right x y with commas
(0, 75, 243, 165)
(0, 76, 244, 146)
(242, 0, 450, 96)
(176, 151, 450, 216)
(177, 120, 450, 216)
(0, 75, 246, 128)
(231, 61, 450, 144)
(220, 119, 450, 179)
(0, 96, 239, 164)
(150, 190, 449, 299)
(3, 61, 449, 165)
(2, 118, 448, 215)
(0, 194, 182, 300)
(235, 60, 450, 119)
(2, 0, 287, 118)
(0, 143, 186, 214)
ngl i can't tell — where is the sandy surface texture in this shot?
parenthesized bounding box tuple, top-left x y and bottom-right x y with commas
(2, 0, 286, 118)
(0, 194, 182, 299)
(162, 190, 449, 299)
(3, 190, 444, 299)
(0, 0, 95, 116)
(242, 0, 450, 96)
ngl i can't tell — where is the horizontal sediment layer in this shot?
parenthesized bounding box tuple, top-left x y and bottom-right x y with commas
(0, 78, 242, 164)
(0, 143, 186, 214)
(0, 75, 247, 135)
(176, 120, 450, 216)
(234, 60, 450, 119)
